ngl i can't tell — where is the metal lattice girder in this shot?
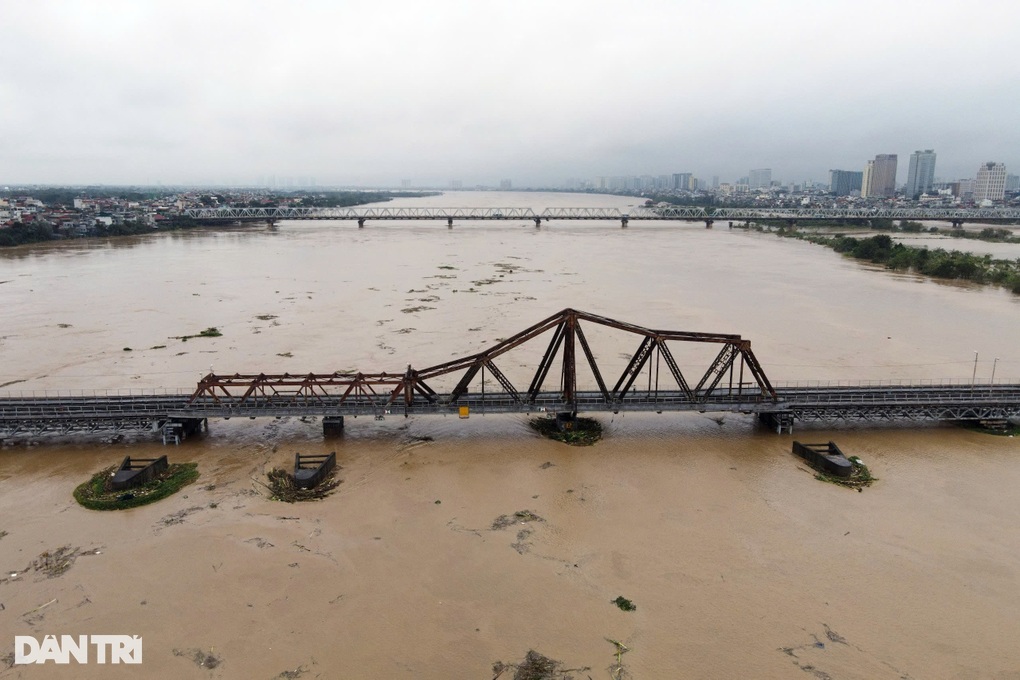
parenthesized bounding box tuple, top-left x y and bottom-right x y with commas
(539, 207, 625, 219)
(184, 207, 536, 221)
(612, 336, 655, 400)
(484, 360, 522, 403)
(183, 310, 779, 410)
(6, 312, 1020, 444)
(0, 417, 161, 438)
(693, 343, 739, 396)
(184, 206, 1020, 222)
(527, 321, 567, 402)
(575, 323, 610, 401)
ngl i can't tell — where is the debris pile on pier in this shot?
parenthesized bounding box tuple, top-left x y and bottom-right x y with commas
(262, 467, 341, 503)
(491, 650, 589, 680)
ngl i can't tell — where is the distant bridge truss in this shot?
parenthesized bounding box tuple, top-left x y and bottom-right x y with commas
(183, 205, 1020, 225)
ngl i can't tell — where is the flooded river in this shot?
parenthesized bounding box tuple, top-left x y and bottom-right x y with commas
(1, 191, 1018, 678)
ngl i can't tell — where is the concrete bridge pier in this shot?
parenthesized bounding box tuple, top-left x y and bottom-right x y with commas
(758, 412, 794, 435)
(162, 417, 207, 445)
(555, 411, 578, 432)
(705, 219, 714, 229)
(621, 216, 629, 228)
(323, 416, 345, 437)
(951, 220, 964, 229)
(357, 218, 365, 229)
(534, 217, 542, 228)
(448, 217, 454, 229)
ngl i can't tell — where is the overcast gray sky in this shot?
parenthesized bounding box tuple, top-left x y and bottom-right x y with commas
(2, 0, 1018, 188)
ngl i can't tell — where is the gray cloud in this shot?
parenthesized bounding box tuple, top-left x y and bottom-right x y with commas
(2, 0, 1018, 186)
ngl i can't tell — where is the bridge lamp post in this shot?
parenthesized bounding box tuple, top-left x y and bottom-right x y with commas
(991, 358, 999, 386)
(972, 351, 978, 387)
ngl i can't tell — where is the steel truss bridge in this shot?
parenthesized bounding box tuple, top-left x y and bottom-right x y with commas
(1, 309, 1018, 442)
(184, 205, 1020, 228)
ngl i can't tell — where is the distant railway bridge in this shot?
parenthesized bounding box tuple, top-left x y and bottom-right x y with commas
(184, 206, 1020, 229)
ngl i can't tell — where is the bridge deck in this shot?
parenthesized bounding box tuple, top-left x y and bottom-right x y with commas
(184, 206, 1020, 223)
(2, 384, 1018, 439)
(3, 310, 1017, 441)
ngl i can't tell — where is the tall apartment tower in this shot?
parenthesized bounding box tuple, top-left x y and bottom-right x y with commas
(974, 162, 1006, 202)
(862, 154, 897, 198)
(672, 172, 693, 191)
(829, 169, 864, 196)
(748, 168, 772, 189)
(861, 161, 874, 198)
(904, 150, 937, 199)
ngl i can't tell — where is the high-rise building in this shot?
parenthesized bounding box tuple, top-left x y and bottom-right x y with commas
(748, 168, 772, 189)
(974, 162, 1007, 202)
(861, 162, 874, 198)
(904, 150, 937, 199)
(1006, 174, 1019, 192)
(671, 172, 693, 191)
(829, 169, 864, 196)
(863, 154, 897, 198)
(952, 179, 975, 199)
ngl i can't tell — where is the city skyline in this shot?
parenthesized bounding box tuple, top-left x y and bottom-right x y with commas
(2, 0, 1018, 187)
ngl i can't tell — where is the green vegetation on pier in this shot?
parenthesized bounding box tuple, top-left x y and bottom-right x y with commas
(73, 463, 200, 511)
(529, 416, 603, 446)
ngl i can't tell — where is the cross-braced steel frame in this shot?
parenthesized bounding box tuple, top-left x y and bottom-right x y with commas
(188, 309, 776, 413)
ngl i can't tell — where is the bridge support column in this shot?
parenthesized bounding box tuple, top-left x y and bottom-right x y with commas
(555, 412, 577, 432)
(621, 217, 629, 228)
(787, 219, 797, 229)
(534, 217, 542, 228)
(358, 218, 365, 229)
(448, 217, 454, 229)
(758, 412, 793, 435)
(951, 220, 963, 229)
(323, 416, 345, 437)
(161, 417, 206, 445)
(705, 219, 714, 229)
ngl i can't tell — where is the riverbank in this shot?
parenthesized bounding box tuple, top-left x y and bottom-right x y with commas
(743, 221, 1020, 295)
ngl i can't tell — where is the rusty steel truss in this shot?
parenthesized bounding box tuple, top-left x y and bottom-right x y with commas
(188, 309, 776, 414)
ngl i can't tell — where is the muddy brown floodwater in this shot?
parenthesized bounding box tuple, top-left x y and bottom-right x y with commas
(1, 191, 1019, 678)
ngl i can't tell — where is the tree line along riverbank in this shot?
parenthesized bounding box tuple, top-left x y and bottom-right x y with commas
(749, 220, 1020, 295)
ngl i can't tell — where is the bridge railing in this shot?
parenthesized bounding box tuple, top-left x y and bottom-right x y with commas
(182, 206, 1020, 222)
(772, 378, 1015, 389)
(0, 388, 192, 399)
